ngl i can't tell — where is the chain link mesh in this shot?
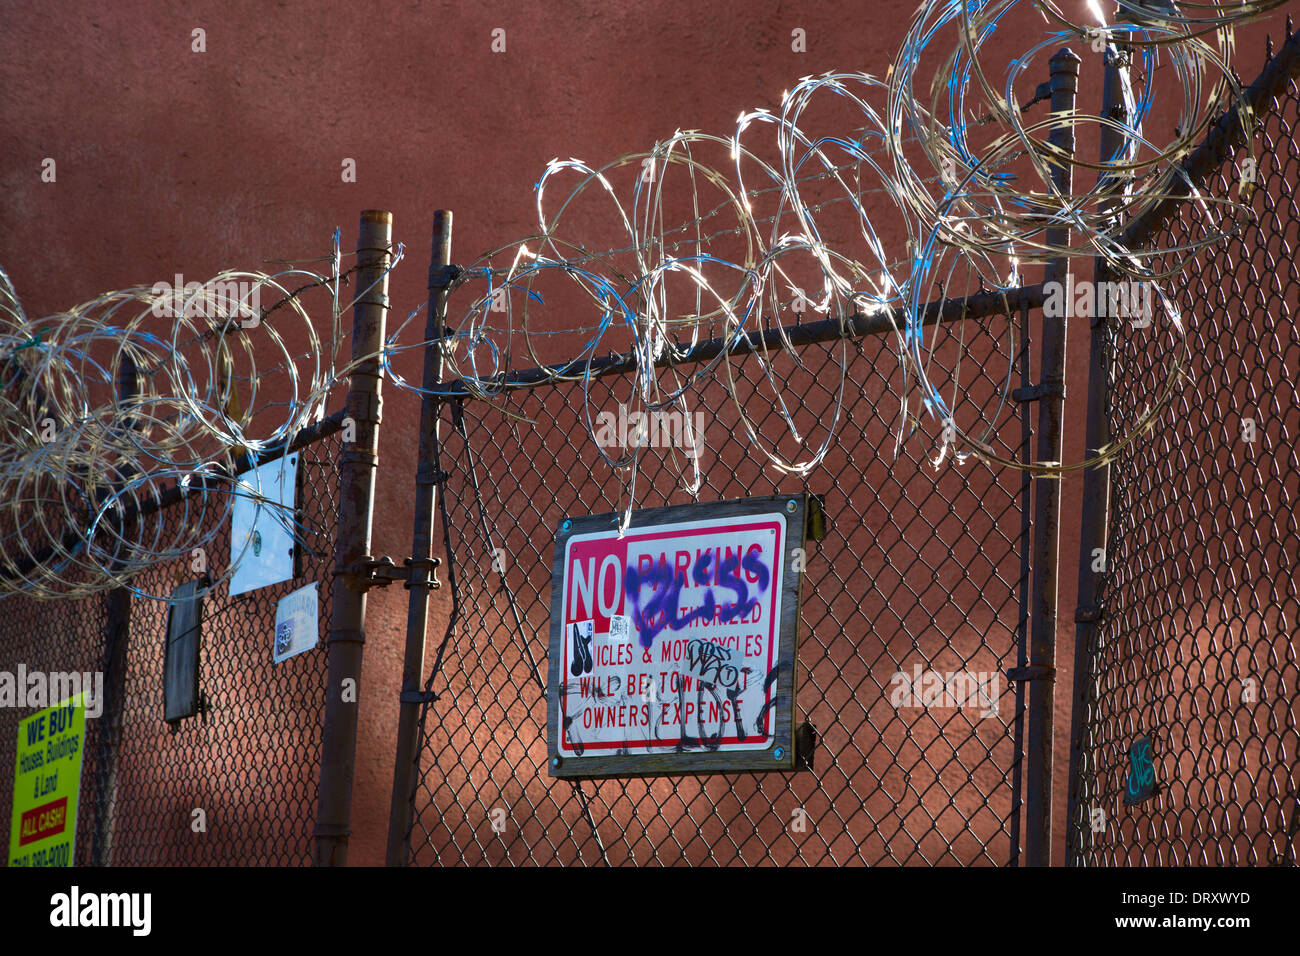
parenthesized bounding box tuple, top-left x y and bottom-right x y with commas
(3, 30, 1295, 872)
(1068, 34, 1300, 865)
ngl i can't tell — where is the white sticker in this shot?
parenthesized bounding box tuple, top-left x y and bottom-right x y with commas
(230, 455, 298, 596)
(273, 581, 319, 663)
(608, 613, 631, 645)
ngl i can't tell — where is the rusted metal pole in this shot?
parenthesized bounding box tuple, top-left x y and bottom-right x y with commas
(1067, 42, 1129, 864)
(314, 210, 393, 866)
(385, 211, 454, 866)
(1025, 47, 1079, 867)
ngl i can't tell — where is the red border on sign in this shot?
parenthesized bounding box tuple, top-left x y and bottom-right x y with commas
(560, 517, 783, 753)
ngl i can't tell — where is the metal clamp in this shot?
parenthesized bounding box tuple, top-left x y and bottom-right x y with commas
(399, 689, 439, 704)
(415, 462, 452, 487)
(402, 556, 442, 591)
(428, 264, 465, 292)
(1012, 383, 1067, 402)
(337, 554, 442, 592)
(1075, 605, 1103, 623)
(1019, 80, 1054, 113)
(349, 390, 383, 423)
(1007, 665, 1056, 682)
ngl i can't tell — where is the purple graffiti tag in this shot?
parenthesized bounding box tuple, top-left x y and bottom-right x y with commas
(625, 549, 770, 648)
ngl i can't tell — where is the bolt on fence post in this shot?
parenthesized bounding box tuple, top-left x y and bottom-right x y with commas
(314, 209, 393, 866)
(1067, 42, 1128, 865)
(385, 210, 453, 866)
(1026, 47, 1079, 867)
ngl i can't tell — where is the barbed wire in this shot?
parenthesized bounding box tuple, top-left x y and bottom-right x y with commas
(0, 243, 403, 601)
(382, 0, 1285, 534)
(0, 0, 1286, 596)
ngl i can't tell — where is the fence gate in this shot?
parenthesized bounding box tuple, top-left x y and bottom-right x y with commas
(392, 275, 1052, 865)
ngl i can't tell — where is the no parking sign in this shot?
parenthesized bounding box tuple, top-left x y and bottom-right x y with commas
(547, 495, 811, 778)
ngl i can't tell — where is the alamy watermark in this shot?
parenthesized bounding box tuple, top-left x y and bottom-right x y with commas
(889, 664, 1000, 718)
(150, 274, 261, 327)
(1042, 272, 1153, 327)
(0, 666, 103, 718)
(593, 404, 705, 459)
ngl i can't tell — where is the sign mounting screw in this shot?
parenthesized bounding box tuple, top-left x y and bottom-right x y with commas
(785, 499, 797, 514)
(551, 756, 562, 769)
(774, 747, 786, 760)
(561, 519, 572, 533)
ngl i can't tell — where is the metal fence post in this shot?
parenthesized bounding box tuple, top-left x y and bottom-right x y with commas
(1067, 42, 1129, 864)
(313, 209, 393, 866)
(1025, 47, 1079, 867)
(1007, 296, 1034, 866)
(386, 210, 453, 866)
(89, 351, 139, 866)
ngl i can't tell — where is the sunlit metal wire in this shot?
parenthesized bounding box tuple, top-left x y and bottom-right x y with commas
(0, 243, 403, 601)
(395, 0, 1280, 525)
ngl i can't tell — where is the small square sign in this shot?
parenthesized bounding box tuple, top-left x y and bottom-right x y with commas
(230, 455, 298, 597)
(273, 581, 319, 664)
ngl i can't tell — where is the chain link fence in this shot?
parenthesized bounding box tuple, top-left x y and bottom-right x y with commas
(0, 424, 344, 865)
(1068, 30, 1300, 866)
(2, 30, 1296, 871)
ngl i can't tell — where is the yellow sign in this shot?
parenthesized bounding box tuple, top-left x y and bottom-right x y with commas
(8, 694, 87, 867)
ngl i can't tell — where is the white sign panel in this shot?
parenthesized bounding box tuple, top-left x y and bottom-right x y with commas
(230, 454, 298, 597)
(273, 581, 319, 663)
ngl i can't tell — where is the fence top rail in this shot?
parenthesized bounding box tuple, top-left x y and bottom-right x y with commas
(427, 282, 1046, 403)
(1120, 25, 1300, 251)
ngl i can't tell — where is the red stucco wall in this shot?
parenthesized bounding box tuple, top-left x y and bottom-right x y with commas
(0, 1, 1279, 865)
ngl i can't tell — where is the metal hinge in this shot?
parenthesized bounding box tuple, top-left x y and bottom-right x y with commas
(806, 494, 829, 542)
(795, 721, 818, 771)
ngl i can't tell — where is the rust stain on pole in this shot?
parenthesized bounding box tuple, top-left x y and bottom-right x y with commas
(314, 209, 392, 866)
